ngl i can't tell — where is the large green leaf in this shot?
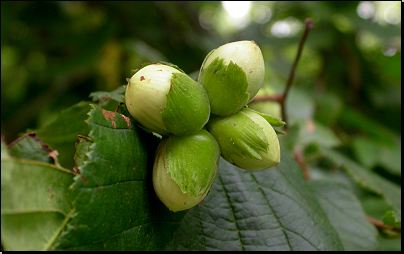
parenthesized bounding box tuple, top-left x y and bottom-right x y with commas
(309, 180, 378, 251)
(53, 105, 185, 250)
(322, 149, 401, 223)
(166, 140, 344, 251)
(1, 141, 75, 251)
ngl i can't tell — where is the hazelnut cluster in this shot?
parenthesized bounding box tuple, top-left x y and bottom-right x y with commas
(125, 41, 281, 212)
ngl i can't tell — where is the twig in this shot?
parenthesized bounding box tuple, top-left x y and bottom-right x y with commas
(294, 147, 311, 180)
(366, 215, 401, 235)
(252, 19, 313, 129)
(252, 93, 283, 103)
(281, 18, 314, 130)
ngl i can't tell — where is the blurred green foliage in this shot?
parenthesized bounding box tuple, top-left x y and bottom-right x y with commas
(1, 1, 401, 249)
(1, 1, 401, 138)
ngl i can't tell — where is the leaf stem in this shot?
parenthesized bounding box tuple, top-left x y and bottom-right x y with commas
(366, 215, 401, 235)
(294, 147, 310, 180)
(251, 93, 284, 103)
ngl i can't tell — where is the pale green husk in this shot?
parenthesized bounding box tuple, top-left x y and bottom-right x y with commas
(198, 40, 265, 116)
(162, 73, 210, 135)
(164, 130, 220, 196)
(198, 57, 249, 116)
(125, 64, 178, 135)
(152, 130, 220, 212)
(207, 108, 280, 171)
(125, 63, 211, 136)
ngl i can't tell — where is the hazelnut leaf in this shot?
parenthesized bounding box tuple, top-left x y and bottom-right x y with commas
(53, 105, 186, 250)
(166, 144, 344, 251)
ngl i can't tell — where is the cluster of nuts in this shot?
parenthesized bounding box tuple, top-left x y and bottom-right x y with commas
(125, 41, 281, 212)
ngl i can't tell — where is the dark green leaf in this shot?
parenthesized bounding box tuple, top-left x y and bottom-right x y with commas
(378, 140, 401, 176)
(382, 211, 401, 230)
(339, 107, 399, 146)
(166, 141, 344, 251)
(285, 88, 315, 125)
(378, 236, 401, 251)
(314, 92, 344, 126)
(54, 105, 185, 250)
(36, 101, 92, 169)
(7, 133, 53, 164)
(89, 86, 125, 104)
(352, 135, 401, 176)
(285, 120, 341, 150)
(352, 135, 379, 168)
(73, 135, 93, 170)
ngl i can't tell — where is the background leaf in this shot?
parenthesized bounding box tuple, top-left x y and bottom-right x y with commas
(1, 141, 75, 251)
(36, 101, 92, 169)
(54, 105, 185, 251)
(309, 179, 378, 251)
(166, 139, 344, 251)
(7, 133, 54, 164)
(322, 149, 401, 222)
(89, 86, 125, 104)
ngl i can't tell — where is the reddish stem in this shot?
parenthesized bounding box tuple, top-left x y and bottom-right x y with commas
(366, 215, 401, 234)
(294, 147, 311, 180)
(252, 93, 284, 103)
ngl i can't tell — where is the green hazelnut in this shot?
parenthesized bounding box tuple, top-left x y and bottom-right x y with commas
(153, 129, 221, 212)
(125, 63, 210, 136)
(206, 108, 280, 171)
(198, 40, 265, 116)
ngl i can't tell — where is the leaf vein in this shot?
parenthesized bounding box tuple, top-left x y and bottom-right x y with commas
(217, 172, 244, 250)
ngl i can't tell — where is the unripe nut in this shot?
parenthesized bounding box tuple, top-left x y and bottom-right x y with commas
(198, 40, 265, 116)
(153, 129, 221, 212)
(207, 108, 280, 171)
(125, 63, 210, 136)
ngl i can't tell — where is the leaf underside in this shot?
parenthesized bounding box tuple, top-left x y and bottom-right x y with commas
(1, 141, 75, 251)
